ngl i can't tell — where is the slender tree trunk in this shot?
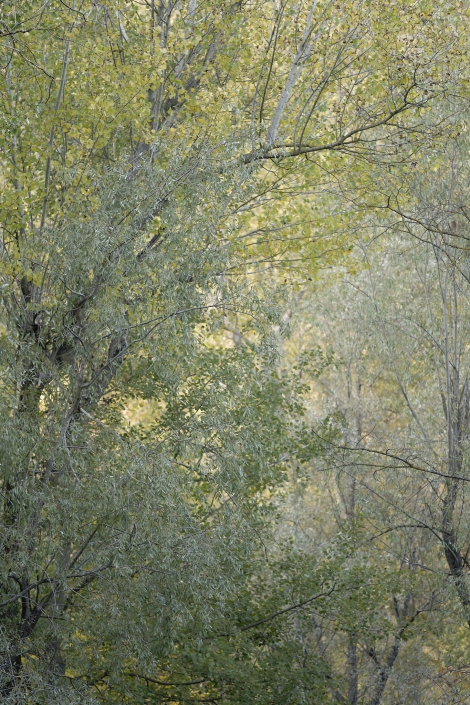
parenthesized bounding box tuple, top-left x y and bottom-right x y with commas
(346, 374, 361, 704)
(347, 638, 358, 705)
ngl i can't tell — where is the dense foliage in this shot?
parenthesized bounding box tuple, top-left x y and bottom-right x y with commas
(1, 0, 470, 703)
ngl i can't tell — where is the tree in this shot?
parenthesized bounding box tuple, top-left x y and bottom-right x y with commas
(0, 0, 467, 702)
(281, 116, 470, 704)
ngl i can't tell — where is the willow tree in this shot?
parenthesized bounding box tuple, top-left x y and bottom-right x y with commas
(277, 112, 470, 705)
(0, 0, 466, 702)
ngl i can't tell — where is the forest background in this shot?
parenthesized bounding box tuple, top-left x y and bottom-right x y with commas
(1, 0, 470, 703)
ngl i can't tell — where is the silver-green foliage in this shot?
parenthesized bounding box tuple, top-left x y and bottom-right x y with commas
(0, 129, 305, 703)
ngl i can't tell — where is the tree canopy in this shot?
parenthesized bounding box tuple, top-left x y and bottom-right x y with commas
(1, 0, 470, 703)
